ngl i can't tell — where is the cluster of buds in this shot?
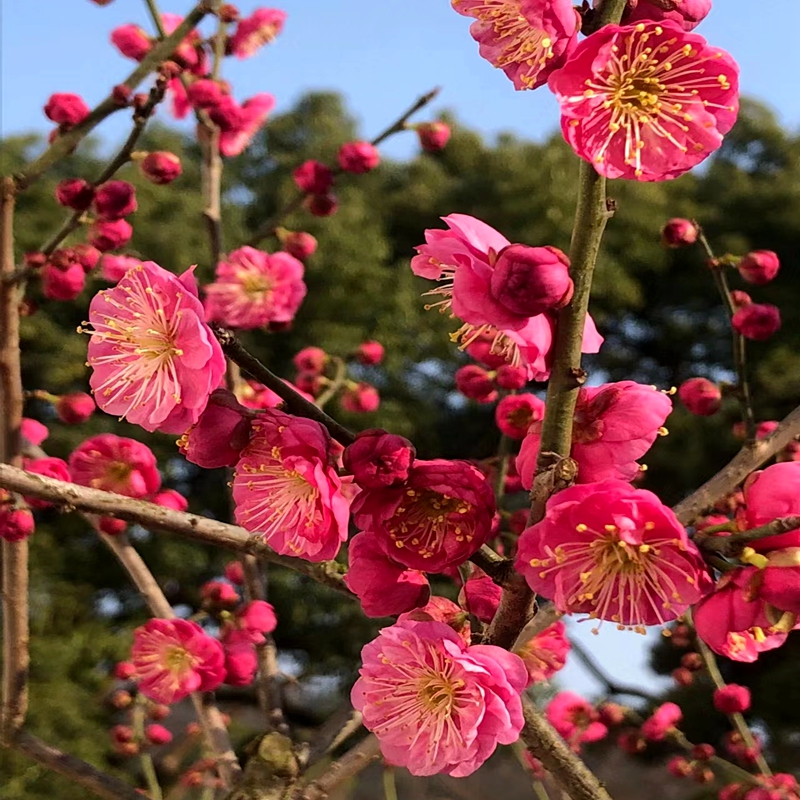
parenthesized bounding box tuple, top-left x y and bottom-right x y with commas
(0, 489, 35, 544)
(666, 744, 717, 786)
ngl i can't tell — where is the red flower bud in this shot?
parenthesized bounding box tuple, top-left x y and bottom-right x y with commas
(455, 364, 496, 403)
(713, 684, 751, 715)
(737, 250, 780, 285)
(113, 661, 136, 680)
(93, 181, 137, 220)
(343, 429, 416, 489)
(109, 689, 133, 709)
(341, 382, 380, 413)
(416, 121, 451, 152)
(495, 364, 527, 390)
(111, 24, 152, 61)
(730, 289, 752, 309)
(42, 260, 86, 301)
(219, 4, 240, 23)
(672, 666, 694, 686)
(187, 78, 226, 109)
(55, 178, 95, 211)
(72, 243, 101, 272)
(680, 652, 703, 670)
(667, 756, 692, 778)
(88, 219, 133, 252)
(490, 244, 573, 317)
(304, 192, 338, 217)
(141, 151, 183, 184)
(691, 743, 715, 761)
(98, 517, 127, 536)
(224, 561, 245, 585)
(661, 218, 698, 247)
(55, 392, 95, 424)
(0, 508, 35, 543)
(281, 230, 317, 261)
(44, 93, 90, 127)
(678, 377, 722, 416)
(112, 84, 132, 106)
(148, 704, 171, 721)
(732, 303, 781, 341)
(145, 724, 173, 745)
(293, 346, 327, 374)
(356, 340, 384, 366)
(110, 725, 134, 744)
(293, 160, 334, 194)
(337, 141, 380, 174)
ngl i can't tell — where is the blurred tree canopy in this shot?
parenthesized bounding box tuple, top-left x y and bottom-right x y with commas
(2, 91, 800, 796)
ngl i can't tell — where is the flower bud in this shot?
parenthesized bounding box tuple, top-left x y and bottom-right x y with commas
(672, 666, 694, 686)
(55, 178, 95, 211)
(495, 364, 527, 390)
(490, 244, 573, 317)
(224, 561, 245, 585)
(141, 151, 183, 184)
(713, 684, 751, 714)
(343, 429, 416, 489)
(0, 508, 35, 543)
(72, 243, 101, 272)
(455, 364, 496, 403)
(293, 160, 334, 194)
(294, 371, 323, 396)
(293, 346, 327, 374)
(187, 78, 226, 109)
(114, 661, 136, 680)
(667, 756, 692, 778)
(617, 730, 646, 754)
(93, 181, 137, 220)
(21, 418, 49, 446)
(112, 84, 132, 106)
(153, 489, 188, 512)
(680, 652, 703, 670)
(236, 600, 277, 640)
(416, 121, 451, 152)
(341, 382, 380, 413)
(661, 218, 698, 247)
(200, 580, 239, 609)
(109, 689, 133, 709)
(219, 4, 240, 23)
(730, 289, 752, 309)
(42, 260, 86, 301)
(458, 569, 501, 623)
(55, 392, 95, 424)
(338, 141, 380, 174)
(98, 517, 127, 536)
(304, 192, 338, 217)
(597, 702, 626, 727)
(44, 93, 90, 127)
(732, 303, 781, 341)
(88, 219, 133, 252)
(737, 250, 780, 285)
(280, 230, 317, 261)
(691, 743, 715, 761)
(356, 340, 384, 366)
(111, 24, 152, 60)
(148, 704, 171, 721)
(678, 377, 722, 416)
(145, 724, 173, 745)
(24, 252, 47, 269)
(110, 725, 135, 744)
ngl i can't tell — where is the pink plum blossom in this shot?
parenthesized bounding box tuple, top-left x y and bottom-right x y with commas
(69, 434, 160, 498)
(342, 429, 416, 490)
(516, 481, 711, 629)
(546, 692, 607, 752)
(204, 246, 306, 329)
(452, 0, 579, 90)
(624, 0, 712, 31)
(131, 618, 225, 704)
(0, 508, 35, 543)
(661, 218, 699, 247)
(236, 600, 278, 642)
(356, 340, 384, 365)
(88, 219, 133, 252)
(345, 532, 430, 617)
(641, 702, 682, 741)
(221, 629, 258, 686)
(229, 8, 287, 58)
(514, 620, 570, 685)
(455, 365, 497, 403)
(352, 619, 526, 776)
(352, 458, 496, 572)
(548, 21, 739, 181)
(55, 392, 95, 424)
(141, 152, 183, 185)
(233, 410, 350, 561)
(495, 393, 545, 440)
(518, 381, 672, 487)
(219, 93, 275, 157)
(85, 262, 225, 434)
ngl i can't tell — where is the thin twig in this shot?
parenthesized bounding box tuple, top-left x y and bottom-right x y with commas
(0, 177, 28, 743)
(304, 705, 363, 769)
(244, 88, 440, 247)
(214, 327, 356, 446)
(695, 515, 800, 556)
(314, 357, 347, 410)
(294, 735, 381, 800)
(0, 464, 353, 596)
(673, 403, 800, 525)
(697, 229, 756, 440)
(11, 731, 144, 800)
(242, 555, 288, 733)
(13, 3, 211, 191)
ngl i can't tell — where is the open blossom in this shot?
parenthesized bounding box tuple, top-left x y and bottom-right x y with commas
(514, 620, 570, 685)
(693, 567, 793, 662)
(204, 246, 306, 329)
(516, 481, 711, 630)
(352, 619, 526, 777)
(548, 21, 739, 181)
(131, 619, 225, 704)
(229, 8, 287, 58)
(232, 410, 350, 561)
(69, 434, 160, 497)
(546, 692, 607, 751)
(219, 93, 275, 157)
(518, 382, 671, 487)
(624, 0, 712, 31)
(641, 702, 682, 741)
(84, 262, 225, 434)
(412, 215, 602, 380)
(452, 0, 579, 90)
(352, 458, 496, 572)
(495, 393, 545, 439)
(345, 532, 430, 617)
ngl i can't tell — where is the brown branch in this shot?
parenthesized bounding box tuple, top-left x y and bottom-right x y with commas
(673, 403, 800, 525)
(244, 88, 440, 247)
(12, 3, 211, 191)
(242, 555, 288, 734)
(98, 532, 242, 788)
(214, 327, 356, 446)
(11, 731, 143, 800)
(696, 515, 800, 557)
(294, 734, 381, 800)
(521, 699, 612, 800)
(303, 704, 363, 769)
(0, 464, 353, 597)
(0, 176, 29, 743)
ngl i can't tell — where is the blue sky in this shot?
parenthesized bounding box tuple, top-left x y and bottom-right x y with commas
(1, 0, 795, 699)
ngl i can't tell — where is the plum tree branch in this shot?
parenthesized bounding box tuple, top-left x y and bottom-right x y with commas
(13, 3, 211, 191)
(695, 515, 800, 556)
(0, 463, 353, 597)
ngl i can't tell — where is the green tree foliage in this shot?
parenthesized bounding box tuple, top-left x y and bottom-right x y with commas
(2, 91, 800, 793)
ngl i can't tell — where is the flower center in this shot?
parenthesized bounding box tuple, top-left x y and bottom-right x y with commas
(164, 644, 195, 675)
(417, 670, 460, 715)
(108, 461, 133, 483)
(388, 489, 473, 559)
(241, 272, 270, 299)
